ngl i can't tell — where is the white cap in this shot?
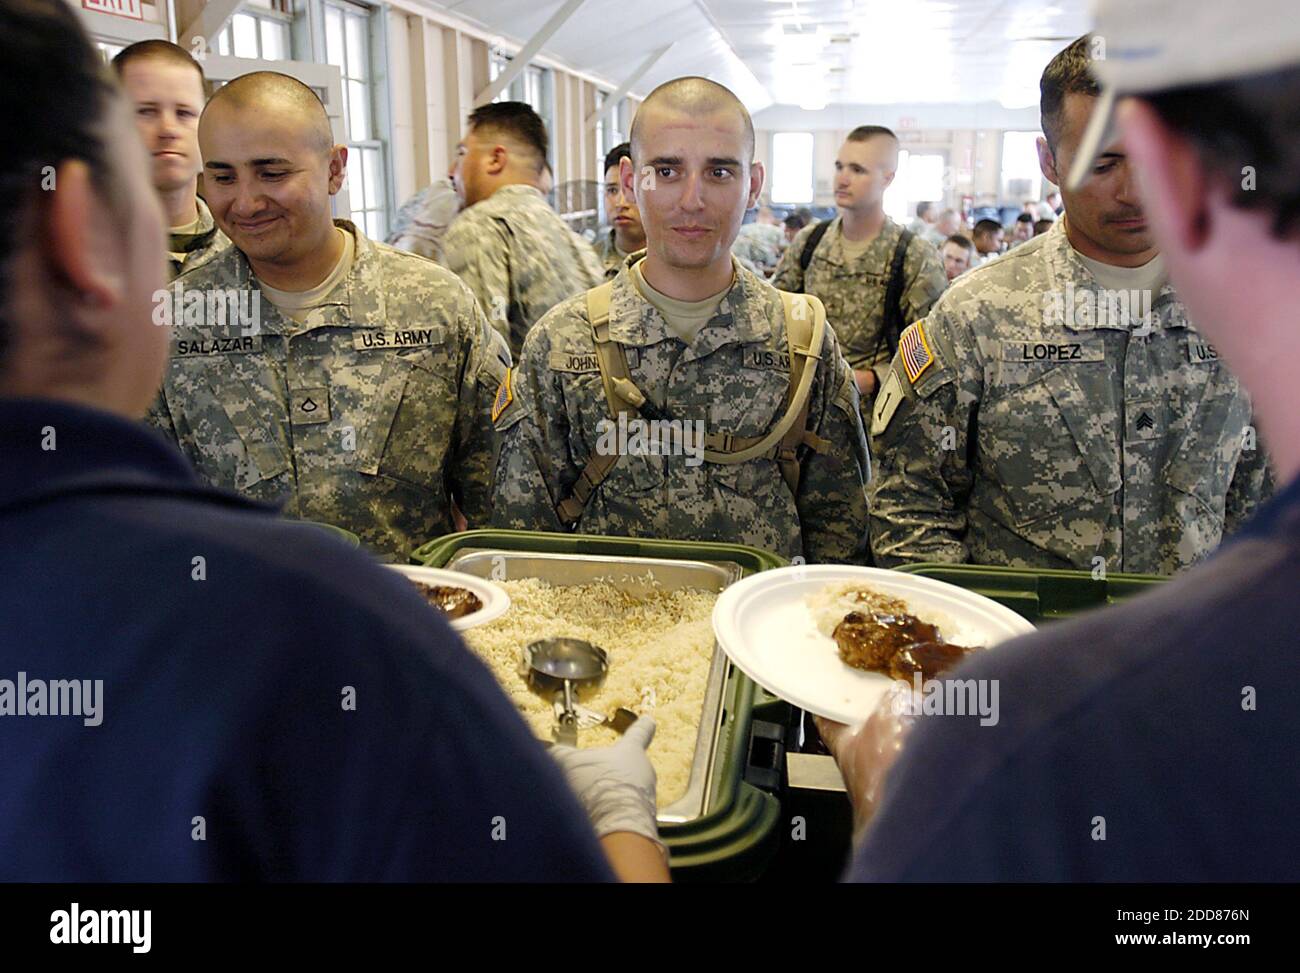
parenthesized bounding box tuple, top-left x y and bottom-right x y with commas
(1068, 0, 1300, 191)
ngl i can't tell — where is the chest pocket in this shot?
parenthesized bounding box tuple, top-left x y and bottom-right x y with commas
(167, 359, 290, 492)
(981, 365, 1122, 526)
(1165, 367, 1250, 521)
(355, 349, 455, 488)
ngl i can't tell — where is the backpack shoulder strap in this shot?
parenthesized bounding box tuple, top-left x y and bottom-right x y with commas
(773, 291, 832, 496)
(798, 219, 833, 281)
(556, 281, 636, 526)
(880, 228, 914, 356)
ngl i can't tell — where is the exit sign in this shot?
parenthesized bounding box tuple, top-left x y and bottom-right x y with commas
(83, 0, 144, 20)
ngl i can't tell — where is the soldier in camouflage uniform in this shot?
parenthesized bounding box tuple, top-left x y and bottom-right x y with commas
(150, 72, 508, 559)
(868, 38, 1272, 573)
(165, 197, 229, 280)
(387, 177, 461, 263)
(112, 41, 229, 281)
(771, 127, 946, 407)
(596, 142, 646, 279)
(492, 78, 870, 563)
(443, 102, 603, 357)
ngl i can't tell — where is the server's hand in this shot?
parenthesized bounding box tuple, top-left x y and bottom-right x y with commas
(815, 683, 919, 844)
(550, 716, 663, 852)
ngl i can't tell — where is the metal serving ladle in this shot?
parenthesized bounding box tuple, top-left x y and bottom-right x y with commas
(523, 638, 610, 746)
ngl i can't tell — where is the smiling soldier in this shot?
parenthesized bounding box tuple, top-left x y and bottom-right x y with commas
(149, 71, 509, 557)
(491, 77, 870, 563)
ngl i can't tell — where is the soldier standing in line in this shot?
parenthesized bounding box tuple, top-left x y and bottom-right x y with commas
(595, 142, 647, 279)
(442, 102, 603, 358)
(112, 41, 229, 280)
(150, 72, 508, 558)
(868, 36, 1272, 573)
(491, 77, 871, 564)
(771, 126, 947, 414)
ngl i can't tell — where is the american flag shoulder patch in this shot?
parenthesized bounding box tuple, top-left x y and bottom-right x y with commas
(491, 367, 513, 422)
(899, 321, 935, 384)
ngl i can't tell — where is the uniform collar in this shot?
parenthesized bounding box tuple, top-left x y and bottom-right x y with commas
(474, 182, 547, 216)
(816, 214, 902, 268)
(1043, 214, 1182, 331)
(183, 220, 385, 337)
(607, 254, 773, 356)
(0, 397, 267, 517)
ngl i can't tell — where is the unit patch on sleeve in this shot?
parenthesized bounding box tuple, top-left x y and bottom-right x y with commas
(492, 367, 514, 422)
(898, 321, 935, 384)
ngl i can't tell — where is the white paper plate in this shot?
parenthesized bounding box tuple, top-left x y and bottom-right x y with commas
(386, 565, 511, 632)
(712, 565, 1035, 724)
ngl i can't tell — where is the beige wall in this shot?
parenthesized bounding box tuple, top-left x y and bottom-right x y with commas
(387, 12, 619, 207)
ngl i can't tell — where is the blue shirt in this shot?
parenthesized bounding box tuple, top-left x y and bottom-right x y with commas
(0, 398, 613, 881)
(848, 472, 1300, 881)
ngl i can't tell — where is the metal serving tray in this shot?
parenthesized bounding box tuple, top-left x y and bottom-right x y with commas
(443, 548, 740, 825)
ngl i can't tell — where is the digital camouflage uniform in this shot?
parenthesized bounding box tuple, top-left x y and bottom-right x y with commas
(595, 228, 630, 280)
(386, 178, 461, 264)
(442, 184, 604, 358)
(168, 197, 229, 281)
(491, 256, 872, 564)
(149, 221, 510, 558)
(771, 215, 947, 391)
(869, 218, 1273, 574)
(732, 221, 785, 274)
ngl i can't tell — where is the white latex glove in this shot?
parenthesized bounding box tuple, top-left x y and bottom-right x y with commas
(549, 716, 663, 852)
(814, 682, 921, 845)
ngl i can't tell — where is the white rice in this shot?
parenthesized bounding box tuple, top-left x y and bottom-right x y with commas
(461, 577, 717, 809)
(805, 581, 960, 641)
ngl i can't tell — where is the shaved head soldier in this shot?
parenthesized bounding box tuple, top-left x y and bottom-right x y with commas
(491, 77, 870, 563)
(771, 125, 947, 415)
(148, 71, 510, 557)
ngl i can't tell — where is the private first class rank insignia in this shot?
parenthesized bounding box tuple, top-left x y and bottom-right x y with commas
(899, 321, 934, 384)
(492, 368, 513, 422)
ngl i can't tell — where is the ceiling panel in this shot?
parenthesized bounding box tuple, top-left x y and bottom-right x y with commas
(433, 0, 1091, 111)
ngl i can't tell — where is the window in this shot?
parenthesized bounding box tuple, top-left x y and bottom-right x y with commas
(215, 3, 293, 60)
(771, 132, 814, 205)
(324, 1, 387, 239)
(884, 150, 946, 223)
(597, 91, 628, 159)
(1000, 131, 1043, 206)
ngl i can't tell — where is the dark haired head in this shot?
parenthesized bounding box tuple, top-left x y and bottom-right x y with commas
(1, 0, 119, 368)
(1040, 35, 1101, 151)
(468, 101, 549, 172)
(944, 234, 974, 253)
(1144, 66, 1300, 241)
(847, 125, 897, 144)
(784, 213, 808, 231)
(973, 219, 1003, 237)
(604, 141, 631, 176)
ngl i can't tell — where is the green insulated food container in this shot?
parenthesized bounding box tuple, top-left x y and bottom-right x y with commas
(410, 529, 788, 882)
(892, 562, 1166, 623)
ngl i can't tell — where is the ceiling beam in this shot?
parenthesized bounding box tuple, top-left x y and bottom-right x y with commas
(473, 0, 587, 108)
(584, 44, 673, 130)
(178, 0, 241, 53)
